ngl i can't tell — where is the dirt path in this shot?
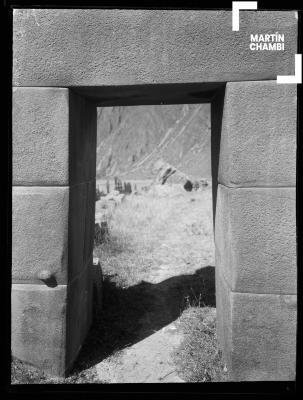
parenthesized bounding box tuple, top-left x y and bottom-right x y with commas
(94, 185, 215, 383)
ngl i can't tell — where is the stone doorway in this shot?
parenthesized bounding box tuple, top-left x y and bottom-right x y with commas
(12, 9, 297, 381)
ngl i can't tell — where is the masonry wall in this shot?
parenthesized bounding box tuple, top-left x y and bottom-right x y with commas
(13, 9, 297, 86)
(12, 88, 96, 376)
(12, 9, 297, 379)
(215, 81, 297, 381)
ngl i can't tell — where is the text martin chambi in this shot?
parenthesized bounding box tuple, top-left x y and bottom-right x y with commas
(250, 33, 285, 51)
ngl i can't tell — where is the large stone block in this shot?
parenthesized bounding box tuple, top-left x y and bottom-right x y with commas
(68, 92, 97, 185)
(12, 186, 69, 284)
(68, 183, 87, 282)
(216, 273, 296, 381)
(13, 87, 69, 185)
(13, 10, 297, 86)
(13, 183, 96, 284)
(13, 88, 96, 185)
(218, 81, 296, 187)
(215, 269, 232, 370)
(68, 180, 96, 281)
(11, 284, 67, 377)
(66, 263, 93, 369)
(215, 185, 296, 294)
(211, 86, 225, 227)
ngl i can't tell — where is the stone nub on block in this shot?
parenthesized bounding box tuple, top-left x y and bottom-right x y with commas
(12, 268, 94, 377)
(12, 186, 69, 284)
(11, 284, 67, 377)
(218, 81, 296, 187)
(216, 272, 297, 381)
(13, 183, 97, 284)
(215, 184, 296, 294)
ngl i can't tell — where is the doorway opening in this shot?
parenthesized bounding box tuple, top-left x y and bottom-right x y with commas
(93, 107, 217, 381)
(69, 83, 226, 382)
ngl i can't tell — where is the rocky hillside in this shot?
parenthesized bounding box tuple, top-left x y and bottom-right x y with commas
(96, 104, 211, 180)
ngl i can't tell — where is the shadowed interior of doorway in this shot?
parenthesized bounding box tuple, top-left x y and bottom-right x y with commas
(69, 101, 218, 381)
(70, 265, 215, 373)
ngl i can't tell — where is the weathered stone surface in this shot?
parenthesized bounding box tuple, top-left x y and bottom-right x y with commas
(13, 87, 69, 185)
(12, 8, 298, 382)
(83, 180, 96, 266)
(215, 271, 232, 370)
(215, 185, 296, 294)
(68, 183, 86, 282)
(216, 273, 297, 381)
(66, 264, 93, 369)
(211, 86, 225, 228)
(218, 81, 296, 187)
(13, 88, 96, 185)
(13, 183, 96, 284)
(13, 10, 297, 86)
(68, 92, 97, 185)
(11, 284, 67, 377)
(12, 186, 69, 284)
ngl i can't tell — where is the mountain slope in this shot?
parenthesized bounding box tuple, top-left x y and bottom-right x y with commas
(96, 104, 211, 180)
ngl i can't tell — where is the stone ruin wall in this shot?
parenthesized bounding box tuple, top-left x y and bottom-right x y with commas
(12, 9, 297, 379)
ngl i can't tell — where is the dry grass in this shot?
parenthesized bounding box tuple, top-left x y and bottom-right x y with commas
(95, 185, 214, 287)
(95, 189, 184, 286)
(94, 185, 227, 382)
(11, 357, 103, 384)
(173, 306, 228, 382)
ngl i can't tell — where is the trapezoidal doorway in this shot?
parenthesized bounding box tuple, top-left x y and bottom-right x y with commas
(12, 7, 297, 383)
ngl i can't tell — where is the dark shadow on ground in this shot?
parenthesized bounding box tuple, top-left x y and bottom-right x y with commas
(69, 265, 215, 375)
